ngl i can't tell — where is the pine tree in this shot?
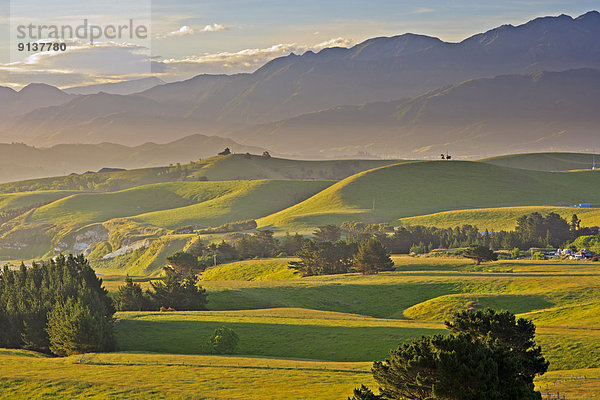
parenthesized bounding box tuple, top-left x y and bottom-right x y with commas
(353, 238, 394, 274)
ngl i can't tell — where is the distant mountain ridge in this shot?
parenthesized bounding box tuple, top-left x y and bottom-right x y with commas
(230, 68, 600, 158)
(0, 134, 266, 183)
(0, 11, 598, 155)
(63, 77, 166, 96)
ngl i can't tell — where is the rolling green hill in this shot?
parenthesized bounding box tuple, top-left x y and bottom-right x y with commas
(0, 180, 332, 263)
(259, 161, 600, 230)
(0, 154, 400, 194)
(482, 152, 600, 172)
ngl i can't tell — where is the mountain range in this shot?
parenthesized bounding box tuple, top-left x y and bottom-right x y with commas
(0, 11, 598, 158)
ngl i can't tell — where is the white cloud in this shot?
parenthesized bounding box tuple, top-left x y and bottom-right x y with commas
(0, 37, 355, 88)
(202, 23, 228, 32)
(412, 8, 435, 14)
(166, 25, 195, 37)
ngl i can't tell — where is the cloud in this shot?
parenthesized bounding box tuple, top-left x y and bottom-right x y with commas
(156, 37, 355, 78)
(0, 37, 355, 88)
(412, 8, 435, 14)
(166, 25, 195, 37)
(202, 23, 227, 32)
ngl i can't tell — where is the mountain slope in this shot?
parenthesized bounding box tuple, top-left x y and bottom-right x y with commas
(258, 161, 600, 229)
(63, 77, 165, 95)
(231, 68, 600, 158)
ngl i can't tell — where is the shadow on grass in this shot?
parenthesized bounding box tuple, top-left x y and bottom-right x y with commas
(115, 319, 445, 362)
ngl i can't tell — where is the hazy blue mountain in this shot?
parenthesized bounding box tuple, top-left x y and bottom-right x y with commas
(230, 69, 600, 158)
(63, 77, 166, 95)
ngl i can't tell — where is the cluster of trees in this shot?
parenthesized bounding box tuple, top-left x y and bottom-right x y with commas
(291, 237, 394, 276)
(0, 255, 115, 356)
(167, 230, 307, 275)
(351, 309, 548, 400)
(115, 268, 208, 311)
(342, 213, 595, 253)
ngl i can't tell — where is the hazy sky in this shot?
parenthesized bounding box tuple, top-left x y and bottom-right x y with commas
(0, 0, 597, 88)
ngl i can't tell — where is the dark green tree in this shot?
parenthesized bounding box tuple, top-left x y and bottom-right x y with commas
(208, 326, 239, 354)
(462, 244, 498, 265)
(354, 238, 394, 274)
(116, 275, 153, 311)
(352, 309, 547, 400)
(290, 240, 356, 276)
(150, 268, 208, 311)
(167, 251, 199, 275)
(446, 308, 549, 390)
(0, 254, 114, 356)
(46, 297, 114, 356)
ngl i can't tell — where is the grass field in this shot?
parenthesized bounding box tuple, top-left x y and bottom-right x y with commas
(200, 258, 300, 281)
(0, 350, 598, 399)
(259, 161, 600, 230)
(1, 257, 600, 398)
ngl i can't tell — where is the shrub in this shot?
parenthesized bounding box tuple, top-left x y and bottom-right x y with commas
(209, 326, 239, 354)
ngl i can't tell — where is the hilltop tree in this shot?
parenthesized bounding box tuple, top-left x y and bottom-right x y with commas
(354, 238, 394, 274)
(313, 225, 342, 242)
(462, 244, 497, 265)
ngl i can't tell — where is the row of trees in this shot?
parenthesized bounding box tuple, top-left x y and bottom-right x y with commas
(343, 213, 595, 253)
(351, 309, 548, 400)
(0, 255, 115, 356)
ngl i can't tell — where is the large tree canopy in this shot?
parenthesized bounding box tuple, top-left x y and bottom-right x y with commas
(351, 309, 548, 400)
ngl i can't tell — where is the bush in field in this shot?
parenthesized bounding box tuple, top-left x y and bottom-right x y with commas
(462, 244, 498, 265)
(209, 326, 239, 354)
(0, 254, 115, 356)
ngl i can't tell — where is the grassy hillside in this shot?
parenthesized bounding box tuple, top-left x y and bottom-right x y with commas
(200, 258, 300, 281)
(0, 154, 400, 194)
(0, 180, 330, 263)
(400, 206, 600, 231)
(482, 152, 600, 172)
(131, 180, 332, 229)
(259, 161, 600, 230)
(0, 190, 79, 212)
